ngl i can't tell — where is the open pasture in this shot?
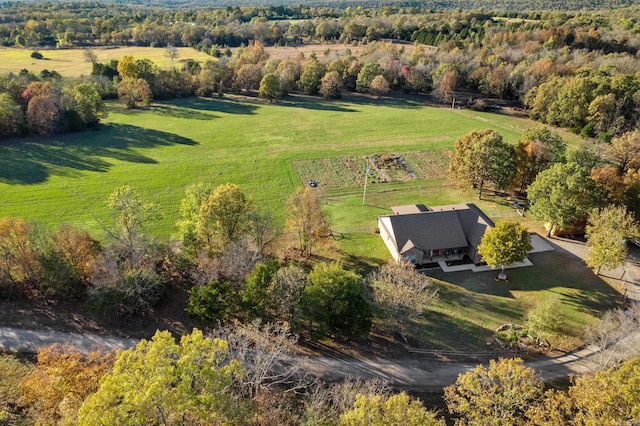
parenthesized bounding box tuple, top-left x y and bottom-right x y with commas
(0, 93, 615, 352)
(0, 46, 212, 77)
(0, 94, 579, 240)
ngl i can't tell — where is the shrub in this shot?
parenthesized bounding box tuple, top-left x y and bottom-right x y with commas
(186, 280, 234, 322)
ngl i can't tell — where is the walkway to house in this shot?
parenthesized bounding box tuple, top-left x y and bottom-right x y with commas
(439, 233, 554, 273)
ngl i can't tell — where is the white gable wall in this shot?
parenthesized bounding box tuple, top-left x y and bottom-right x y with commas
(378, 217, 401, 262)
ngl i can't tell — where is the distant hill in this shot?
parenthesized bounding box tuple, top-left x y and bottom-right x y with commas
(1, 0, 638, 11)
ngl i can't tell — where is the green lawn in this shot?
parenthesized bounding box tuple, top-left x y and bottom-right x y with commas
(0, 94, 551, 238)
(418, 250, 621, 351)
(0, 93, 616, 352)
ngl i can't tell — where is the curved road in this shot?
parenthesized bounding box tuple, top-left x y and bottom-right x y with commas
(1, 236, 633, 389)
(0, 326, 606, 390)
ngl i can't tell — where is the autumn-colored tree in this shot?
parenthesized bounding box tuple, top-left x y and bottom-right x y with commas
(78, 329, 246, 425)
(285, 186, 328, 256)
(431, 64, 458, 104)
(513, 126, 566, 193)
(117, 78, 152, 108)
(196, 183, 255, 254)
(235, 63, 262, 92)
(24, 82, 62, 136)
(369, 74, 390, 97)
(591, 166, 640, 220)
(0, 217, 40, 291)
(116, 55, 138, 79)
(444, 358, 544, 426)
(51, 224, 100, 282)
(320, 70, 343, 99)
(21, 344, 114, 426)
(603, 130, 640, 174)
(0, 354, 33, 424)
(449, 129, 516, 198)
(477, 221, 532, 279)
(570, 357, 640, 424)
(339, 392, 444, 426)
(586, 205, 639, 274)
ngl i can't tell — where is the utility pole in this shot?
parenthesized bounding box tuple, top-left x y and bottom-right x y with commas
(362, 163, 370, 206)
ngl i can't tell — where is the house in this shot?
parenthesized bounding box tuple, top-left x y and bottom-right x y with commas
(378, 203, 494, 265)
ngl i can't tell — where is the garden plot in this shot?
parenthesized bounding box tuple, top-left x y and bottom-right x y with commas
(294, 150, 451, 189)
(401, 149, 450, 180)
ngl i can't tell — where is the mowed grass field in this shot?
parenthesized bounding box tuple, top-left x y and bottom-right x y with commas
(0, 94, 546, 239)
(0, 46, 212, 77)
(0, 93, 614, 350)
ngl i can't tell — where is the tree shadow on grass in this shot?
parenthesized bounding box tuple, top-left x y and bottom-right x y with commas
(149, 104, 217, 120)
(340, 92, 428, 110)
(170, 97, 258, 115)
(277, 96, 359, 113)
(418, 309, 496, 351)
(0, 123, 197, 184)
(425, 249, 621, 332)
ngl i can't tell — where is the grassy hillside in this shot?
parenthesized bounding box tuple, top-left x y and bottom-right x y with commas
(0, 94, 616, 351)
(0, 94, 561, 238)
(0, 46, 212, 77)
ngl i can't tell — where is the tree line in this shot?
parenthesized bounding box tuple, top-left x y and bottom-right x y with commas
(450, 125, 640, 274)
(3, 3, 640, 139)
(2, 328, 640, 424)
(0, 72, 105, 138)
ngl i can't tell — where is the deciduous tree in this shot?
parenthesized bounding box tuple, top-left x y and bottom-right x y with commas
(78, 329, 246, 425)
(369, 261, 438, 335)
(117, 78, 152, 108)
(0, 93, 23, 138)
(196, 183, 254, 254)
(449, 129, 516, 198)
(298, 262, 371, 337)
(240, 259, 280, 319)
(514, 126, 566, 193)
(267, 263, 308, 322)
(477, 221, 532, 279)
(320, 70, 342, 99)
(299, 58, 325, 95)
(21, 344, 114, 426)
(369, 74, 390, 97)
(285, 187, 328, 256)
(71, 83, 105, 127)
(444, 358, 544, 426)
(586, 205, 639, 274)
(603, 129, 640, 174)
(339, 392, 444, 426)
(177, 182, 215, 254)
(258, 72, 281, 101)
(528, 162, 602, 236)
